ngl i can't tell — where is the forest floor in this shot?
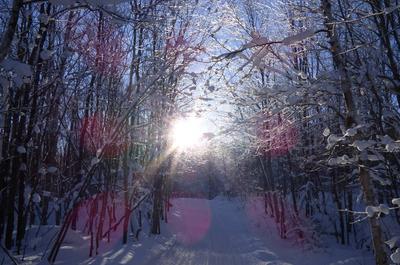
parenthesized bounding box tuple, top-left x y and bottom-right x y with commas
(5, 197, 374, 265)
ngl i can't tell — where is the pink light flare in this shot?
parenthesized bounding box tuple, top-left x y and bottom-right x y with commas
(71, 17, 126, 77)
(79, 113, 127, 158)
(256, 112, 298, 157)
(167, 199, 211, 245)
(68, 191, 130, 256)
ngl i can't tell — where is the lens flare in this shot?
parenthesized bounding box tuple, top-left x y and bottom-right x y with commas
(170, 116, 205, 150)
(167, 198, 211, 245)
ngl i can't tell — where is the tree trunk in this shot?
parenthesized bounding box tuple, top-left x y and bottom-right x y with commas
(321, 0, 388, 263)
(0, 0, 23, 63)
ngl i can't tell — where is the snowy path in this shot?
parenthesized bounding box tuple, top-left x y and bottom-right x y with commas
(135, 198, 280, 265)
(54, 197, 374, 265)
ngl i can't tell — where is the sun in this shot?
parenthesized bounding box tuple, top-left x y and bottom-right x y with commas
(170, 116, 205, 150)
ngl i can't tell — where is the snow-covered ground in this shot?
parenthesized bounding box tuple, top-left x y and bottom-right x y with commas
(4, 197, 374, 265)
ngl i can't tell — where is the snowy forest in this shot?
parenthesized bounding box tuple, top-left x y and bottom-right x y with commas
(1, 0, 400, 264)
